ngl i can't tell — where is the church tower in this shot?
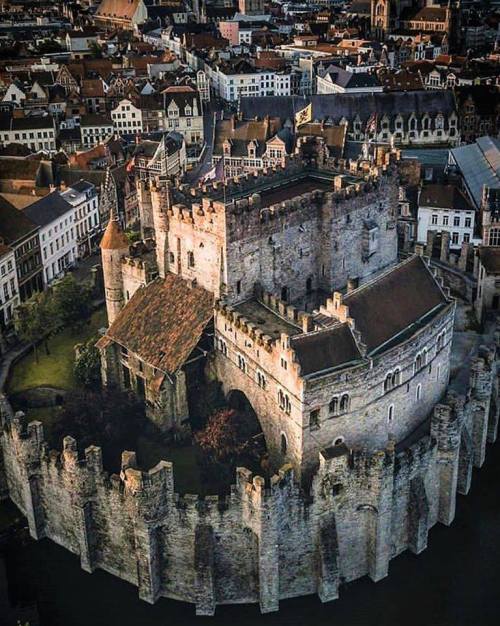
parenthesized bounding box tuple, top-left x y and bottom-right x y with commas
(371, 0, 391, 40)
(100, 211, 129, 325)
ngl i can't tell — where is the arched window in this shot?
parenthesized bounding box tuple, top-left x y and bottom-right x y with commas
(415, 354, 422, 372)
(388, 404, 394, 423)
(392, 369, 400, 387)
(281, 433, 287, 455)
(278, 390, 285, 409)
(384, 373, 392, 393)
(416, 384, 422, 401)
(340, 394, 350, 413)
(329, 397, 339, 415)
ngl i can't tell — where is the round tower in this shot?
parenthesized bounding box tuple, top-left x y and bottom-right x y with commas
(100, 211, 129, 326)
(151, 180, 170, 279)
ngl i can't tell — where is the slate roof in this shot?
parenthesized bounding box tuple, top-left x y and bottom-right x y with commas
(0, 195, 38, 244)
(104, 275, 214, 374)
(22, 191, 73, 227)
(419, 184, 474, 212)
(0, 242, 13, 259)
(239, 91, 456, 124)
(343, 256, 449, 353)
(324, 67, 381, 90)
(450, 136, 500, 208)
(290, 324, 362, 377)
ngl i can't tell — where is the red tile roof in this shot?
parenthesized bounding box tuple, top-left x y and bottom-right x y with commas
(104, 275, 214, 373)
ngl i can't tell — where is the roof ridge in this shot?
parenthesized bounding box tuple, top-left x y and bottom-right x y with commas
(344, 256, 419, 299)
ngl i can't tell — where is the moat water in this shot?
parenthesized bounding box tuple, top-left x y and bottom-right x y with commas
(1, 441, 499, 626)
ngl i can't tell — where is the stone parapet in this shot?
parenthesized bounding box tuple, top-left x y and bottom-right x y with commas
(0, 344, 497, 614)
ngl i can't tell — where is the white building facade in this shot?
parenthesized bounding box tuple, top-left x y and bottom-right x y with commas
(111, 99, 144, 136)
(0, 244, 20, 329)
(61, 181, 101, 260)
(80, 115, 114, 148)
(417, 184, 477, 250)
(21, 192, 75, 285)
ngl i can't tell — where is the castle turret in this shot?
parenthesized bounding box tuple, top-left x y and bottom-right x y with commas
(151, 180, 170, 279)
(100, 211, 129, 325)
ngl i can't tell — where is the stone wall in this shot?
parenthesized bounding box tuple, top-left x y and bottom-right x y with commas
(156, 161, 398, 305)
(0, 344, 498, 616)
(213, 281, 455, 475)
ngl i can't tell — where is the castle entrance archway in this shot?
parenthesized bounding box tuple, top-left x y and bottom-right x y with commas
(226, 389, 268, 456)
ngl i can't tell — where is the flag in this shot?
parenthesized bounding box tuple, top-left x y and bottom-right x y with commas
(295, 103, 312, 128)
(365, 112, 377, 136)
(202, 156, 225, 184)
(126, 155, 135, 173)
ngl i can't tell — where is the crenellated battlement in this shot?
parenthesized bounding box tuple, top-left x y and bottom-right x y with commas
(0, 340, 498, 614)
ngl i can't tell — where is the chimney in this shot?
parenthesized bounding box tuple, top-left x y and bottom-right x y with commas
(302, 313, 314, 333)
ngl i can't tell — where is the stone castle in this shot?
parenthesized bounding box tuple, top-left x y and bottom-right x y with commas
(0, 341, 498, 615)
(1, 149, 499, 614)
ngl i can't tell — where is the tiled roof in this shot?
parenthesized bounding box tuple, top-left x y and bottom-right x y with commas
(96, 0, 142, 20)
(290, 324, 362, 377)
(343, 256, 448, 353)
(100, 218, 129, 250)
(104, 275, 214, 373)
(81, 79, 106, 98)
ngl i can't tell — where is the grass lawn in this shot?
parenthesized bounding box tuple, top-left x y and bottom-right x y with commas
(7, 308, 107, 395)
(136, 435, 204, 495)
(6, 305, 213, 495)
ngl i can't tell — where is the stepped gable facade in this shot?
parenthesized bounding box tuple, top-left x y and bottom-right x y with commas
(240, 91, 459, 146)
(1, 336, 498, 615)
(214, 255, 455, 474)
(100, 155, 400, 440)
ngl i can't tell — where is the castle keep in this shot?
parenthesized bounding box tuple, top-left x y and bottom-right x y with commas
(97, 155, 403, 450)
(1, 150, 497, 616)
(214, 256, 455, 475)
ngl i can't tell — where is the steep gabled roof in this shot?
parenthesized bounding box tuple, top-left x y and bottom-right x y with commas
(343, 256, 449, 353)
(0, 195, 38, 244)
(22, 191, 73, 227)
(239, 91, 456, 124)
(104, 275, 214, 374)
(290, 324, 362, 377)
